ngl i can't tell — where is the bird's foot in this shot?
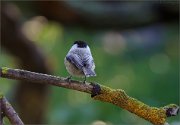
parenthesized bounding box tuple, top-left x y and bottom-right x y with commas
(65, 75, 72, 83)
(90, 82, 101, 97)
(83, 76, 87, 84)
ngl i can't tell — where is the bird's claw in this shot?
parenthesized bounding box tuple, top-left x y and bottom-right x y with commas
(83, 76, 87, 83)
(65, 76, 72, 83)
(83, 80, 86, 84)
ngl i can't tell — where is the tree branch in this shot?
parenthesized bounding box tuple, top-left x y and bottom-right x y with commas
(0, 94, 24, 125)
(0, 67, 92, 94)
(0, 67, 179, 125)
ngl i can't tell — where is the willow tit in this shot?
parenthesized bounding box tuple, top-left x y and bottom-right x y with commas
(64, 41, 96, 82)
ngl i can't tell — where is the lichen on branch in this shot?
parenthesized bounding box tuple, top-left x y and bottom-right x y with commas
(0, 67, 179, 125)
(92, 85, 172, 125)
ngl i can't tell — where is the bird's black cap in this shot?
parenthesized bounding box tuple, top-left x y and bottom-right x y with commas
(74, 41, 87, 48)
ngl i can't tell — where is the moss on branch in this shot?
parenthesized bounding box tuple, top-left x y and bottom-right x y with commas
(0, 67, 179, 125)
(1, 67, 9, 74)
(93, 85, 178, 125)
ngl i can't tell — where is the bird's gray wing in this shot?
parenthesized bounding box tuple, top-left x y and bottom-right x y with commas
(82, 54, 96, 76)
(82, 54, 94, 68)
(66, 54, 83, 69)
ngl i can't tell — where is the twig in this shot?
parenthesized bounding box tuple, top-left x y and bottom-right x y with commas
(0, 67, 179, 125)
(0, 67, 93, 94)
(0, 94, 24, 125)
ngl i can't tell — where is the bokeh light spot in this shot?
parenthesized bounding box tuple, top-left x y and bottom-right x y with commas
(22, 16, 48, 41)
(102, 31, 126, 55)
(91, 120, 111, 125)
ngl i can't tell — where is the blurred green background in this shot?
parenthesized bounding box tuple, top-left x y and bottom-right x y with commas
(0, 1, 179, 125)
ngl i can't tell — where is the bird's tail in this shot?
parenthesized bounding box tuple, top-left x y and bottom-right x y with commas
(83, 68, 96, 77)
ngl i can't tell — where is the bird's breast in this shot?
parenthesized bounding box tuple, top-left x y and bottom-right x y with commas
(64, 58, 84, 77)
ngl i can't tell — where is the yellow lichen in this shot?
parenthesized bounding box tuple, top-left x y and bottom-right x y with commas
(93, 85, 167, 125)
(2, 67, 9, 74)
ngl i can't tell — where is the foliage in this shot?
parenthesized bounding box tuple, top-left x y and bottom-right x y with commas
(0, 6, 179, 125)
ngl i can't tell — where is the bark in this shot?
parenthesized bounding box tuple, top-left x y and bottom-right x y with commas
(0, 94, 24, 125)
(1, 67, 179, 125)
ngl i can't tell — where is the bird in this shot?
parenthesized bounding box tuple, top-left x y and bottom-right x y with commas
(64, 40, 96, 83)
